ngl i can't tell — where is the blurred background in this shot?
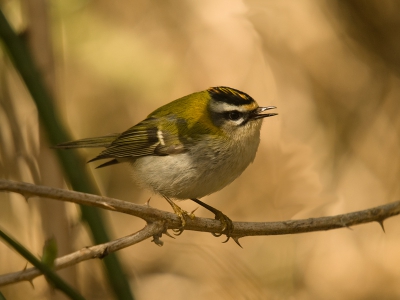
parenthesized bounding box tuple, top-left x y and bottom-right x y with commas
(1, 0, 400, 299)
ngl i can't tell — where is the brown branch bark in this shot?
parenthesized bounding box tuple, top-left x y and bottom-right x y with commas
(1, 179, 399, 235)
(0, 221, 165, 286)
(0, 179, 399, 286)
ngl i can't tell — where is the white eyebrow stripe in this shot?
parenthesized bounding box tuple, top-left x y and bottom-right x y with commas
(157, 129, 165, 145)
(209, 101, 249, 113)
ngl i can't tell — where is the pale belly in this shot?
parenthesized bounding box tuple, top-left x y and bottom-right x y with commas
(130, 133, 260, 199)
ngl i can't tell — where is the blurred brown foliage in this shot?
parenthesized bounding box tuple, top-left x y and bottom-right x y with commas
(1, 0, 400, 299)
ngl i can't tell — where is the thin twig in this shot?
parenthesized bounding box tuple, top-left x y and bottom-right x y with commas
(0, 221, 165, 286)
(1, 179, 400, 286)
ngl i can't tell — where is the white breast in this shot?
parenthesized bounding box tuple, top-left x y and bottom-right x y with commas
(130, 121, 262, 199)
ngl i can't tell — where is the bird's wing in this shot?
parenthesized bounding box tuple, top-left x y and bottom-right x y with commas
(89, 116, 187, 167)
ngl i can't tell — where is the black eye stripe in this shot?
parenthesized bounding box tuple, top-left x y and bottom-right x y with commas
(224, 111, 244, 121)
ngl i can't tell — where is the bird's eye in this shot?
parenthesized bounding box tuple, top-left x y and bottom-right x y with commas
(225, 111, 243, 121)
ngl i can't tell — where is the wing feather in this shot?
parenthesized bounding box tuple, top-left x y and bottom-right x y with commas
(89, 117, 187, 163)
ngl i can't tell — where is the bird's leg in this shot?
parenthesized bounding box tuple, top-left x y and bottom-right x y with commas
(163, 196, 191, 235)
(190, 198, 233, 242)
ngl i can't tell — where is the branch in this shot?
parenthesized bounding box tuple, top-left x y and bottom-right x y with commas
(1, 179, 399, 286)
(1, 179, 399, 236)
(0, 221, 165, 286)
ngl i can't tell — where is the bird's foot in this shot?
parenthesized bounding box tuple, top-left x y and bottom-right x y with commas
(189, 198, 235, 243)
(211, 210, 234, 242)
(163, 197, 196, 235)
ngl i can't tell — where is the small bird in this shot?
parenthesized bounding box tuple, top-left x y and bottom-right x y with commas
(56, 86, 277, 240)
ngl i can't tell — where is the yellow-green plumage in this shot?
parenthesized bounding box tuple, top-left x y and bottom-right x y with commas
(56, 86, 277, 238)
(96, 90, 221, 161)
(56, 86, 276, 199)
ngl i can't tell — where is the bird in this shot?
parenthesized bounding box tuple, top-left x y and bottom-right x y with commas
(56, 86, 277, 241)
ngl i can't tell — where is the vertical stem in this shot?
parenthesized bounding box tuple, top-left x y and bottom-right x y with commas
(0, 8, 134, 300)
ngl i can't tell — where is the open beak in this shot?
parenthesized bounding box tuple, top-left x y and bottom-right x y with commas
(251, 106, 277, 119)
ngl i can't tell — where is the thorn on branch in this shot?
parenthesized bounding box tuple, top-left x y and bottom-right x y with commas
(100, 202, 116, 210)
(377, 220, 385, 232)
(21, 193, 34, 202)
(28, 279, 34, 289)
(232, 236, 243, 248)
(339, 216, 353, 230)
(99, 247, 109, 259)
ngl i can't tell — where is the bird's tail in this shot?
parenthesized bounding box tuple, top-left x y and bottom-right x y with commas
(54, 133, 119, 149)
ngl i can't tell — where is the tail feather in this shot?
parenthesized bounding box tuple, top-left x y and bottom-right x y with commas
(55, 133, 119, 149)
(94, 159, 120, 168)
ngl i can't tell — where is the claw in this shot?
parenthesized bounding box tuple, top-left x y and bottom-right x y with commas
(163, 196, 191, 234)
(213, 210, 234, 239)
(189, 207, 198, 220)
(189, 198, 235, 243)
(163, 231, 176, 239)
(172, 228, 184, 236)
(222, 235, 230, 243)
(144, 197, 152, 207)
